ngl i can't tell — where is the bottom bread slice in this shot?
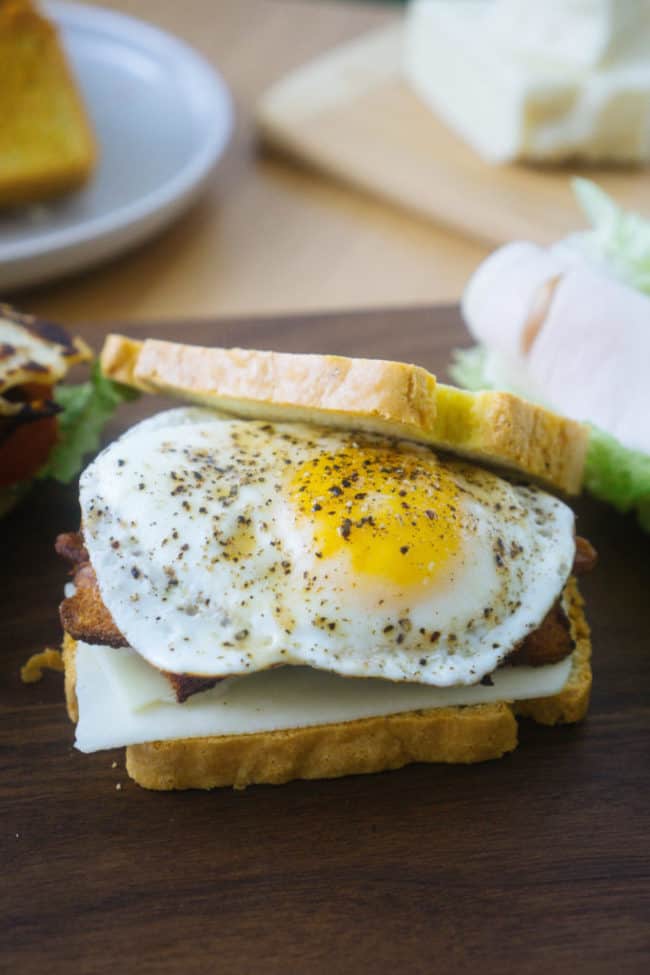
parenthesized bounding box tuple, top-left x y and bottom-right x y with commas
(62, 579, 591, 790)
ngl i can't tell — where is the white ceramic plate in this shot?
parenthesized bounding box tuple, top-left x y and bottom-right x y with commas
(0, 1, 233, 292)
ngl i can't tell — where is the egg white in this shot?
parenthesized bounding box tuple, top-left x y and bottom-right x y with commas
(79, 408, 576, 687)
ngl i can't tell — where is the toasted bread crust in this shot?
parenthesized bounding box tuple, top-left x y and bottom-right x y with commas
(515, 578, 592, 725)
(102, 337, 440, 441)
(0, 1, 96, 206)
(100, 335, 588, 493)
(456, 387, 587, 496)
(126, 703, 519, 790)
(62, 631, 79, 723)
(61, 579, 591, 790)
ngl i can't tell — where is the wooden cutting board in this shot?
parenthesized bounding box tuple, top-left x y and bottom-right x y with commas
(2, 306, 649, 974)
(258, 24, 650, 246)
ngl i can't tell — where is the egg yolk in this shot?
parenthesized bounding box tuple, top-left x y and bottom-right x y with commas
(289, 441, 462, 589)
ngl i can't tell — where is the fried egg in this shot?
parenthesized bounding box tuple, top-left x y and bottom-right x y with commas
(79, 408, 576, 687)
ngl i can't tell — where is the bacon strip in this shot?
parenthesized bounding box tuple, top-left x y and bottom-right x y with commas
(56, 531, 596, 701)
(505, 599, 574, 668)
(55, 531, 88, 566)
(162, 672, 221, 704)
(60, 562, 128, 650)
(57, 533, 218, 700)
(573, 535, 598, 575)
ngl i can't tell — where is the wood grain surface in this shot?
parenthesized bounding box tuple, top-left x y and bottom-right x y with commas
(259, 23, 650, 248)
(2, 306, 649, 974)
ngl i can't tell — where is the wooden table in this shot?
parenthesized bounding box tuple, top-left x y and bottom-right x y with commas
(9, 0, 489, 326)
(2, 306, 649, 973)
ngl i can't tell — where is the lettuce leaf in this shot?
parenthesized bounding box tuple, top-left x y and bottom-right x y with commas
(450, 344, 650, 530)
(568, 177, 650, 295)
(449, 346, 490, 391)
(40, 361, 139, 483)
(585, 427, 650, 530)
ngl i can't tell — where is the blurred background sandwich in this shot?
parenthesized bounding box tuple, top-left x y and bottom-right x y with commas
(0, 304, 135, 515)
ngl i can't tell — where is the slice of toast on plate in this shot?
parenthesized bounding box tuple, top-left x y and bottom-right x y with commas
(0, 0, 96, 207)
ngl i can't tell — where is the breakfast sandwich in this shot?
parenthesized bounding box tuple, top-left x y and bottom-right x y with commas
(0, 305, 90, 514)
(1, 305, 137, 515)
(57, 337, 595, 790)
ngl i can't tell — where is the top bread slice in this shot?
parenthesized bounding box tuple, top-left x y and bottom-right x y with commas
(101, 334, 588, 494)
(0, 0, 96, 207)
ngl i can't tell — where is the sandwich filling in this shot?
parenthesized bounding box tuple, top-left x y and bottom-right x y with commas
(58, 408, 593, 752)
(71, 638, 574, 753)
(0, 306, 90, 488)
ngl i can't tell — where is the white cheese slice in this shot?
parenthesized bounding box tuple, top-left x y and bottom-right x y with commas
(74, 641, 573, 753)
(95, 646, 177, 712)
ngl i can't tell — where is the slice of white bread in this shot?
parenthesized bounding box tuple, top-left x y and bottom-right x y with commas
(61, 580, 591, 790)
(100, 335, 588, 495)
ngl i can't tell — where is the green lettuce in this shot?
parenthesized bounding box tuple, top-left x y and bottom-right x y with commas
(450, 346, 650, 530)
(449, 346, 490, 392)
(569, 177, 650, 295)
(39, 361, 139, 484)
(585, 427, 650, 531)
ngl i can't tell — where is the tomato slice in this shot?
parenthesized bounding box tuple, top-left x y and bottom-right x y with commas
(0, 415, 59, 486)
(0, 384, 60, 486)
